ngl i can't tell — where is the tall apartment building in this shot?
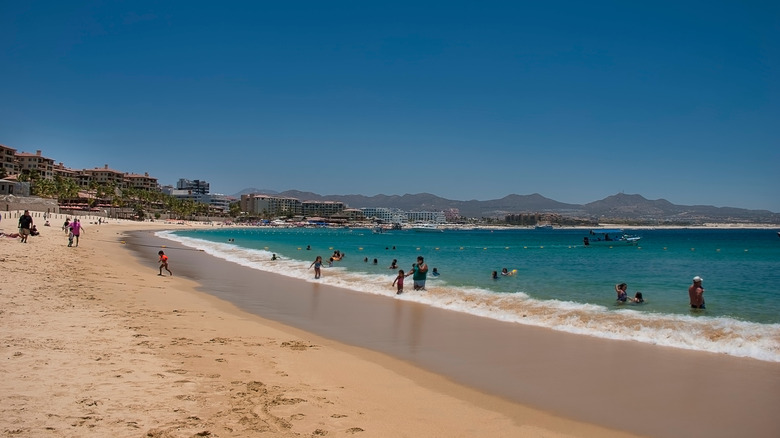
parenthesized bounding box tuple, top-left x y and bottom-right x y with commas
(361, 207, 407, 224)
(406, 210, 446, 224)
(176, 178, 210, 195)
(302, 200, 345, 218)
(240, 194, 302, 217)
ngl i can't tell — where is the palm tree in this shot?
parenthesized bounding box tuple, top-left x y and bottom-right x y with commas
(31, 178, 57, 198)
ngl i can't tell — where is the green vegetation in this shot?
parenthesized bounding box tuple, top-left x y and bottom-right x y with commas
(28, 179, 220, 220)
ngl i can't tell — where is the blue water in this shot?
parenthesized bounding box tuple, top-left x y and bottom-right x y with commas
(161, 226, 780, 362)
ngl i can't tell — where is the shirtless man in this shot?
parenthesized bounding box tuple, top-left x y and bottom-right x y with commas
(688, 276, 705, 309)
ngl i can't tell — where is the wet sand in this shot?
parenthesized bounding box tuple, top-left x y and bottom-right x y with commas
(129, 228, 780, 438)
(4, 219, 646, 437)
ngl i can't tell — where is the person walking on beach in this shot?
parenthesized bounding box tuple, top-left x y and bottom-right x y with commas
(158, 250, 172, 276)
(18, 210, 33, 243)
(689, 276, 705, 309)
(68, 218, 84, 247)
(406, 256, 429, 290)
(393, 269, 405, 294)
(309, 256, 324, 279)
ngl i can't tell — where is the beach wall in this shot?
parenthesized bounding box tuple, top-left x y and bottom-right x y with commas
(0, 195, 59, 215)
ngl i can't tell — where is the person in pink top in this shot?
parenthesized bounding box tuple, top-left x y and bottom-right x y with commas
(69, 218, 85, 247)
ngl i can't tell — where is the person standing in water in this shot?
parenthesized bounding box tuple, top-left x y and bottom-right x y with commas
(689, 276, 705, 309)
(309, 256, 324, 279)
(406, 256, 429, 290)
(615, 283, 629, 303)
(393, 269, 405, 294)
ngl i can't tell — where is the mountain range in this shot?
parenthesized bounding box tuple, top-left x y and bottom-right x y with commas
(232, 189, 780, 224)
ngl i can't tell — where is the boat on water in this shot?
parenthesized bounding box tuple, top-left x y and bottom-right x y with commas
(535, 224, 553, 230)
(583, 229, 641, 246)
(411, 223, 444, 232)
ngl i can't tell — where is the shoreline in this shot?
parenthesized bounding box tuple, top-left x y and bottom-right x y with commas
(135, 225, 778, 438)
(3, 219, 650, 437)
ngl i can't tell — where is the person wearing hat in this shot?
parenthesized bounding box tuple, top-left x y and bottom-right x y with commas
(688, 276, 705, 309)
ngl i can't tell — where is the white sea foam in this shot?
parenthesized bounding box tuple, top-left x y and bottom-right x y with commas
(158, 231, 780, 362)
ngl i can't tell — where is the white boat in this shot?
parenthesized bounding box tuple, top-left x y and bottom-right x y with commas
(583, 229, 640, 246)
(411, 223, 443, 232)
(535, 224, 553, 230)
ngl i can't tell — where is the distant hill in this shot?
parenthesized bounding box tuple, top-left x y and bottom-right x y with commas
(233, 188, 279, 197)
(232, 189, 780, 224)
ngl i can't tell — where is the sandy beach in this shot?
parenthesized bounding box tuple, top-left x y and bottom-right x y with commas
(2, 217, 779, 438)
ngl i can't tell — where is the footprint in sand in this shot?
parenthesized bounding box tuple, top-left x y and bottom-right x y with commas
(279, 340, 316, 351)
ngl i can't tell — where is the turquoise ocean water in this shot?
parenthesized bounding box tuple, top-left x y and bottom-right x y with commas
(160, 227, 780, 362)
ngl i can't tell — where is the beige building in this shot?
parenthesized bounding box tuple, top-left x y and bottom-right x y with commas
(81, 165, 126, 188)
(16, 150, 55, 180)
(302, 200, 345, 218)
(125, 172, 159, 191)
(240, 194, 302, 217)
(53, 162, 79, 180)
(0, 144, 17, 176)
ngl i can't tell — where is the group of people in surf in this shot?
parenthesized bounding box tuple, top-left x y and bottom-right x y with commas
(614, 283, 644, 304)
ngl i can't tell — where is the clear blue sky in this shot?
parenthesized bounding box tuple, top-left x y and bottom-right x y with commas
(2, 1, 778, 211)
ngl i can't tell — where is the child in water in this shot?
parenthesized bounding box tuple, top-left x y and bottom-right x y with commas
(393, 269, 405, 294)
(631, 292, 644, 303)
(158, 250, 172, 276)
(309, 256, 324, 279)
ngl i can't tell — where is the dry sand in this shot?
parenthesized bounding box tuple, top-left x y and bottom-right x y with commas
(2, 217, 778, 438)
(2, 217, 642, 437)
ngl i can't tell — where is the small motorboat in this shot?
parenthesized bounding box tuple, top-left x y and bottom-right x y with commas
(411, 223, 443, 232)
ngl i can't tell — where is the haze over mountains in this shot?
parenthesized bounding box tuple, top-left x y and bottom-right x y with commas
(233, 189, 780, 224)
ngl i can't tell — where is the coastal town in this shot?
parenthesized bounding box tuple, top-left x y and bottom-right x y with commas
(0, 142, 586, 227)
(2, 143, 778, 227)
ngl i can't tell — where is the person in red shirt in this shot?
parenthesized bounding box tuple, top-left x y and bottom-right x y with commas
(158, 250, 172, 276)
